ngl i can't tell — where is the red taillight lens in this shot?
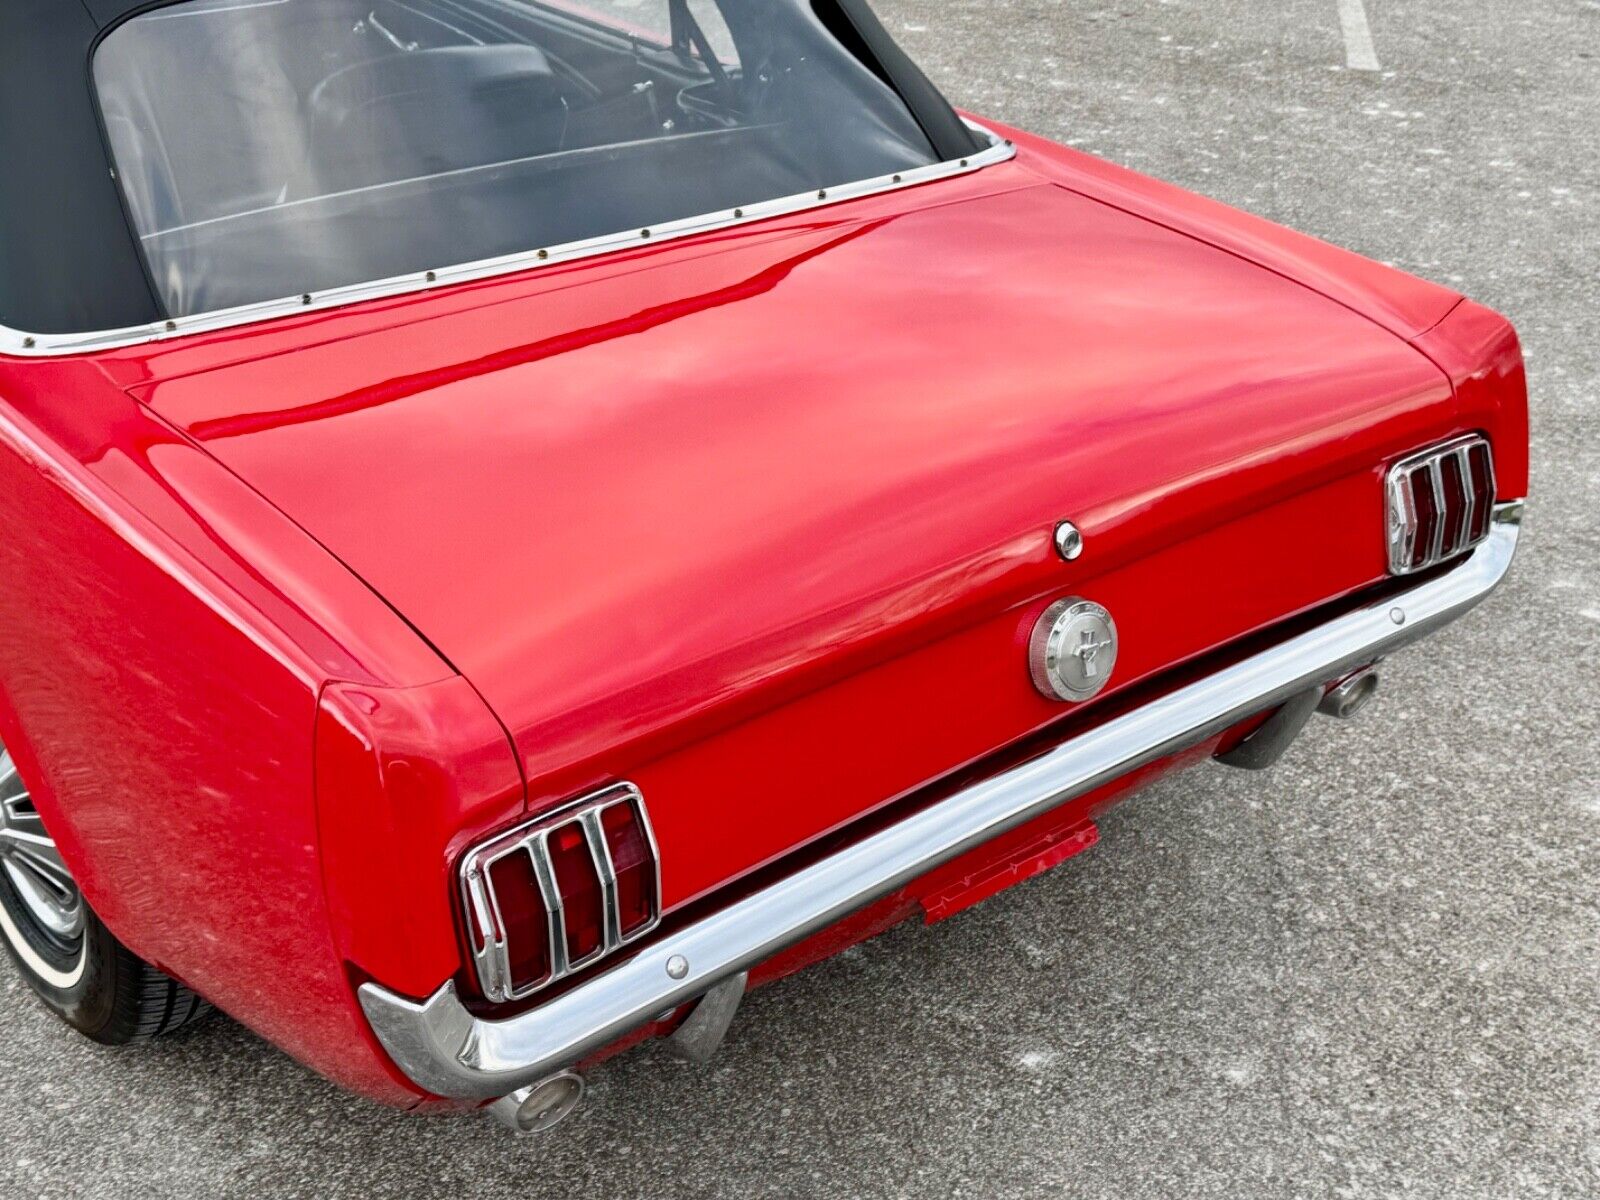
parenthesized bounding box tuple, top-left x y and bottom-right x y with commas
(602, 800, 656, 936)
(1407, 469, 1440, 569)
(1438, 450, 1469, 553)
(547, 821, 605, 964)
(1468, 441, 1496, 541)
(486, 850, 550, 990)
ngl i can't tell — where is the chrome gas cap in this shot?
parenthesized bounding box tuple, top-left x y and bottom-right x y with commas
(1029, 598, 1119, 703)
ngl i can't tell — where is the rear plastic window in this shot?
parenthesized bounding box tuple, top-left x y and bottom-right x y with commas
(94, 0, 941, 317)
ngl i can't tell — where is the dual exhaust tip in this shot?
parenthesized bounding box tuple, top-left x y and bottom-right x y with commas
(488, 1071, 586, 1134)
(1318, 666, 1380, 720)
(1216, 665, 1380, 771)
(487, 969, 750, 1133)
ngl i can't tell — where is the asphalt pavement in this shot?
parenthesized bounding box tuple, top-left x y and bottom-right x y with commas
(1, 2, 1595, 1196)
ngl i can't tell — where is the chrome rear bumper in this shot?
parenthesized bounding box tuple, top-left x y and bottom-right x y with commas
(360, 505, 1523, 1101)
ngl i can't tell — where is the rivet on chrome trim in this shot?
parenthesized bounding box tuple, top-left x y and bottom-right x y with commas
(666, 955, 690, 980)
(1390, 608, 1407, 626)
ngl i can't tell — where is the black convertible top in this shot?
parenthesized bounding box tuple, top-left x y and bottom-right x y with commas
(0, 0, 976, 337)
(0, 0, 165, 333)
(83, 0, 158, 22)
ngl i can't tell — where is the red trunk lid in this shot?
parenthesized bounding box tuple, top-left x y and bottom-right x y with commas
(122, 163, 1459, 907)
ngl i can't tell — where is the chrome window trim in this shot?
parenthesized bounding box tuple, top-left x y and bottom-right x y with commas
(361, 504, 1524, 1100)
(0, 122, 1014, 359)
(459, 782, 662, 1005)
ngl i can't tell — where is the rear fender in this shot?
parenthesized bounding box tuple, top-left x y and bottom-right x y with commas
(1409, 300, 1530, 501)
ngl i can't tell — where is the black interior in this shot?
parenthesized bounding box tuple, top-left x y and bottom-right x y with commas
(304, 44, 572, 196)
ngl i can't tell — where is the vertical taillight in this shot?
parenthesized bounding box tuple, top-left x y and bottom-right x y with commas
(487, 851, 551, 991)
(1407, 468, 1441, 570)
(1387, 436, 1497, 576)
(459, 783, 661, 1004)
(1437, 450, 1469, 556)
(1467, 441, 1495, 543)
(601, 799, 657, 937)
(547, 821, 605, 965)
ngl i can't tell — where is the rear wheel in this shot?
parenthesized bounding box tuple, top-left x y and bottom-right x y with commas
(0, 743, 210, 1042)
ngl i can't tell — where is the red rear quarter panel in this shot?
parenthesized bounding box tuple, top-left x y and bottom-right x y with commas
(0, 358, 449, 1105)
(1411, 299, 1531, 499)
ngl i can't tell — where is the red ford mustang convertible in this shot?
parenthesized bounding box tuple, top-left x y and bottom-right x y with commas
(0, 0, 1527, 1131)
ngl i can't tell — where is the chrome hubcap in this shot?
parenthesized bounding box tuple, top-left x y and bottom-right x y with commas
(0, 746, 83, 941)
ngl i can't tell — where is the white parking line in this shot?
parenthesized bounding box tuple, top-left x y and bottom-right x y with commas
(1338, 0, 1382, 71)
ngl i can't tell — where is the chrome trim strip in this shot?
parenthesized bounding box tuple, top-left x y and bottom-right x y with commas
(1427, 462, 1449, 563)
(529, 836, 570, 981)
(1387, 467, 1419, 571)
(0, 123, 1015, 359)
(582, 811, 624, 955)
(360, 506, 1524, 1100)
(1454, 446, 1476, 557)
(462, 862, 508, 1002)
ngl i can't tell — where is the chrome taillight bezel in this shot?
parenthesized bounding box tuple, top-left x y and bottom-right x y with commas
(460, 782, 662, 1005)
(1386, 435, 1497, 576)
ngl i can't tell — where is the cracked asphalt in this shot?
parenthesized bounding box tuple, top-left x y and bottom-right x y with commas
(2, 2, 1596, 1197)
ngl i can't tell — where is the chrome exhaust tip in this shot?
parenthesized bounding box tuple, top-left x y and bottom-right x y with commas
(487, 1070, 586, 1134)
(1318, 667, 1379, 720)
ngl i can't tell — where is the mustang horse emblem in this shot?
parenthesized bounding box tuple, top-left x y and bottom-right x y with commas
(1073, 629, 1114, 679)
